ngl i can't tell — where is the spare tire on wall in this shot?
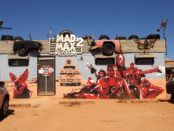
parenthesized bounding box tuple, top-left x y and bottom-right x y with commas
(99, 35, 110, 40)
(146, 34, 160, 39)
(17, 47, 28, 56)
(102, 43, 115, 56)
(115, 36, 127, 40)
(1, 35, 13, 40)
(59, 30, 73, 37)
(128, 35, 139, 40)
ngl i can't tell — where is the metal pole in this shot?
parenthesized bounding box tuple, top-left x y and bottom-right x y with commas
(164, 26, 167, 55)
(45, 76, 47, 94)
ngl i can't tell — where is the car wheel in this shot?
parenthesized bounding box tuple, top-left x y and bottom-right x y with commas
(0, 97, 9, 118)
(170, 93, 174, 102)
(1, 35, 13, 40)
(128, 35, 139, 40)
(17, 48, 27, 56)
(115, 36, 127, 40)
(59, 30, 73, 37)
(146, 34, 160, 39)
(99, 35, 110, 40)
(102, 43, 114, 56)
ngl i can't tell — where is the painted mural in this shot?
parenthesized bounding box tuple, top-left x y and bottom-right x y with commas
(135, 39, 156, 53)
(9, 69, 31, 98)
(64, 54, 164, 99)
(59, 59, 82, 86)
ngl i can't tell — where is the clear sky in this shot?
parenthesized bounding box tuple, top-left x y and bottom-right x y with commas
(0, 0, 174, 58)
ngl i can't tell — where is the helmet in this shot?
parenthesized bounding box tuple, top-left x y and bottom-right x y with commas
(116, 54, 125, 67)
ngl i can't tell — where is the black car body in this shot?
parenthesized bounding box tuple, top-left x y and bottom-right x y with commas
(13, 40, 42, 56)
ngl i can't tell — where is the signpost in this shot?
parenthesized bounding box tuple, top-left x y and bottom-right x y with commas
(39, 65, 54, 93)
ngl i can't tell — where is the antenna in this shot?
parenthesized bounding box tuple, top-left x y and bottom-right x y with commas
(157, 19, 168, 39)
(47, 26, 56, 41)
(29, 33, 32, 40)
(49, 27, 52, 34)
(157, 19, 168, 55)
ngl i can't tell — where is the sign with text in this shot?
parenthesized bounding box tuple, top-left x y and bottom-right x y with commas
(49, 34, 84, 56)
(39, 65, 54, 77)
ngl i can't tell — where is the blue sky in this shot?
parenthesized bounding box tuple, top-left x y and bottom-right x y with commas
(0, 0, 174, 58)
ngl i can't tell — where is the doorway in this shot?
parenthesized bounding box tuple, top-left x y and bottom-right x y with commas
(37, 56, 55, 95)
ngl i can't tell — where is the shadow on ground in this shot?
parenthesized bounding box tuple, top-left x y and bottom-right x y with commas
(0, 109, 15, 122)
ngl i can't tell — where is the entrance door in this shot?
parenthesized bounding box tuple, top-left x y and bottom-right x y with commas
(37, 56, 55, 96)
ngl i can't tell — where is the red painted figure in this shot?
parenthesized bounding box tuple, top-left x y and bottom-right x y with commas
(123, 62, 163, 99)
(107, 64, 131, 98)
(140, 79, 164, 98)
(116, 54, 125, 67)
(9, 69, 31, 98)
(95, 69, 106, 83)
(64, 53, 164, 99)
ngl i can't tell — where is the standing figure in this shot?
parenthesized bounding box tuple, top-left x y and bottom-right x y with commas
(140, 79, 164, 98)
(9, 69, 31, 98)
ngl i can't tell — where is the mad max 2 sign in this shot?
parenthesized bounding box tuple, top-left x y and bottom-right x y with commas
(49, 34, 84, 56)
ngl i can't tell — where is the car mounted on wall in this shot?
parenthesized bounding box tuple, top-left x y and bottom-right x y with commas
(0, 81, 9, 119)
(86, 35, 121, 56)
(1, 35, 42, 56)
(13, 40, 42, 56)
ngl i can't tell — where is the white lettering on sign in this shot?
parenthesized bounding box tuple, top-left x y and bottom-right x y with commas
(39, 65, 54, 77)
(49, 34, 84, 56)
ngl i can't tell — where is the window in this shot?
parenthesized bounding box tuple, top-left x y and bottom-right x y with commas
(8, 56, 29, 66)
(134, 54, 155, 65)
(135, 58, 154, 65)
(8, 59, 29, 66)
(95, 58, 115, 65)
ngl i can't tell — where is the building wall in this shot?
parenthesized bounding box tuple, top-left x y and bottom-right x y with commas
(0, 52, 165, 80)
(0, 52, 166, 100)
(55, 53, 165, 79)
(0, 54, 37, 81)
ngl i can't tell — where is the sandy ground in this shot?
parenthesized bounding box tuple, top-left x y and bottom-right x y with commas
(0, 97, 174, 131)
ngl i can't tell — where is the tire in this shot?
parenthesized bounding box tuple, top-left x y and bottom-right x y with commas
(59, 30, 73, 37)
(17, 47, 27, 56)
(128, 35, 139, 40)
(0, 97, 9, 118)
(171, 93, 174, 102)
(14, 36, 24, 41)
(146, 34, 160, 39)
(139, 37, 146, 40)
(115, 36, 127, 40)
(102, 43, 115, 56)
(1, 35, 13, 40)
(99, 35, 110, 40)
